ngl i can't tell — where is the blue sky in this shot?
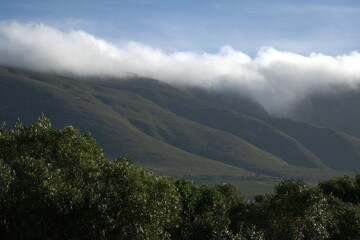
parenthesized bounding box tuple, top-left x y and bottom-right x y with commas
(1, 0, 360, 55)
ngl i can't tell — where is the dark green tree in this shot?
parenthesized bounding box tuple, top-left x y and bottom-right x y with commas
(253, 180, 332, 240)
(171, 179, 232, 240)
(318, 175, 360, 203)
(0, 116, 180, 240)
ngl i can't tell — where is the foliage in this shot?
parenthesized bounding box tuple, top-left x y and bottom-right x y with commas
(0, 116, 360, 239)
(318, 175, 360, 240)
(252, 180, 332, 240)
(318, 175, 360, 203)
(170, 179, 232, 240)
(0, 116, 180, 240)
(324, 197, 360, 240)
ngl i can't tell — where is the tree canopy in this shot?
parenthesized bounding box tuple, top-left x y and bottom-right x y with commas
(0, 116, 359, 240)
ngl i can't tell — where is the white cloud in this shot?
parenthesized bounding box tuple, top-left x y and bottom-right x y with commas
(1, 21, 360, 115)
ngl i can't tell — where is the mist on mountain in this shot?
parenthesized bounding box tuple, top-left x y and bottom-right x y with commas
(1, 21, 360, 116)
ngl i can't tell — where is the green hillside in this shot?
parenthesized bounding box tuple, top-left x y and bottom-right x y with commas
(1, 66, 357, 188)
(268, 118, 360, 171)
(290, 90, 360, 138)
(0, 67, 255, 179)
(101, 77, 360, 175)
(168, 106, 325, 168)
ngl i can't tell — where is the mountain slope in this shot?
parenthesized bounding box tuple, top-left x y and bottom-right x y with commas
(268, 118, 360, 171)
(0, 67, 254, 178)
(88, 83, 291, 173)
(107, 77, 360, 174)
(289, 90, 360, 138)
(0, 66, 356, 183)
(171, 106, 325, 168)
(3, 69, 290, 173)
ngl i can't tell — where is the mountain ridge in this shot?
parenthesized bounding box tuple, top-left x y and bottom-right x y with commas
(1, 66, 358, 190)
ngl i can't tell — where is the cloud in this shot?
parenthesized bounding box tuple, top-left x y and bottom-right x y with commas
(1, 21, 360, 115)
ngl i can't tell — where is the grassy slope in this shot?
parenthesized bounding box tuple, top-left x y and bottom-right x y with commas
(169, 105, 325, 169)
(114, 78, 360, 175)
(268, 118, 360, 171)
(0, 68, 254, 178)
(88, 83, 291, 172)
(0, 66, 351, 184)
(0, 68, 292, 174)
(112, 78, 270, 118)
(290, 90, 360, 138)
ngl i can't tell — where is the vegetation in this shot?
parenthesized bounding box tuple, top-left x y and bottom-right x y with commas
(0, 116, 360, 239)
(292, 89, 360, 138)
(1, 66, 358, 186)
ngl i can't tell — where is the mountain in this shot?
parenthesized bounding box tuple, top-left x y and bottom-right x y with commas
(1, 66, 359, 195)
(289, 89, 360, 138)
(267, 118, 360, 171)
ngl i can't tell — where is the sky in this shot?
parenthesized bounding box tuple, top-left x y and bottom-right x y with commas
(1, 0, 360, 115)
(1, 0, 360, 55)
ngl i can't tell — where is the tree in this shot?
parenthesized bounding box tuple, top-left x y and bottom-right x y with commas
(253, 180, 332, 240)
(99, 157, 180, 240)
(318, 175, 360, 203)
(170, 179, 232, 240)
(0, 116, 180, 240)
(2, 116, 360, 239)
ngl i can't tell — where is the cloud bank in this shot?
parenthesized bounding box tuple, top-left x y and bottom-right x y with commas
(1, 21, 360, 115)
